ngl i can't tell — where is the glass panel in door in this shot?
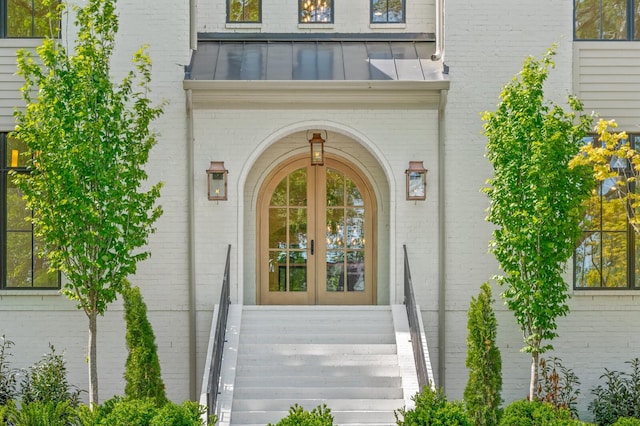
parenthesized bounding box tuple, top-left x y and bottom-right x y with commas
(267, 167, 309, 296)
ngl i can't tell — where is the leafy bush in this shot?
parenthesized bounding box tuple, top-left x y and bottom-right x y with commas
(464, 282, 502, 426)
(6, 400, 80, 426)
(267, 404, 334, 426)
(537, 357, 581, 418)
(150, 400, 209, 426)
(0, 336, 17, 405)
(95, 397, 157, 425)
(123, 285, 167, 406)
(499, 399, 586, 426)
(91, 397, 209, 426)
(590, 358, 640, 425)
(395, 386, 473, 426)
(20, 343, 82, 406)
(613, 418, 640, 426)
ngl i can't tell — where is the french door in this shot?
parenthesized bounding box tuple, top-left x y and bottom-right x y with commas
(258, 156, 375, 305)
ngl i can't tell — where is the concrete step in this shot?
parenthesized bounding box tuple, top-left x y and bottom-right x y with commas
(236, 353, 399, 366)
(235, 364, 400, 377)
(232, 398, 404, 412)
(239, 332, 395, 344)
(233, 386, 404, 400)
(231, 409, 398, 425)
(237, 343, 398, 356)
(234, 374, 403, 388)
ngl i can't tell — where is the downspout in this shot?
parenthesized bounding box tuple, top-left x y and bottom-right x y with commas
(431, 0, 445, 61)
(190, 0, 197, 50)
(186, 88, 197, 400)
(437, 89, 448, 390)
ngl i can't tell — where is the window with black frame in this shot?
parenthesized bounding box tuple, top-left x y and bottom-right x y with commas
(227, 0, 261, 23)
(1, 0, 60, 38)
(574, 134, 640, 289)
(299, 0, 333, 23)
(371, 0, 405, 23)
(574, 0, 640, 40)
(0, 134, 59, 289)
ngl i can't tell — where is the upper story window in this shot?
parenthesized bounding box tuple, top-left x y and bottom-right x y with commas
(574, 0, 640, 40)
(1, 134, 60, 289)
(574, 134, 640, 289)
(227, 0, 261, 23)
(371, 0, 405, 23)
(299, 0, 333, 23)
(1, 0, 60, 38)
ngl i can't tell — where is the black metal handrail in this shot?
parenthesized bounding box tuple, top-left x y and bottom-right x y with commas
(403, 244, 430, 390)
(207, 244, 231, 423)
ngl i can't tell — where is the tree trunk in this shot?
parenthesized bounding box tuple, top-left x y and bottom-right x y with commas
(88, 311, 99, 408)
(529, 351, 539, 401)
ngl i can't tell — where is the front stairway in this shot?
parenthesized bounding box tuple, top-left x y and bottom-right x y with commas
(215, 305, 418, 426)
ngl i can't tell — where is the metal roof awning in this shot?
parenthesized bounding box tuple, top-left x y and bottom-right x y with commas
(184, 34, 449, 108)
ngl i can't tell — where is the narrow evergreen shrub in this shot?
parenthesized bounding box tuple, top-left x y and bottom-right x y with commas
(464, 282, 502, 426)
(267, 404, 334, 426)
(590, 358, 640, 426)
(0, 336, 17, 405)
(395, 386, 473, 426)
(20, 344, 82, 406)
(123, 285, 168, 406)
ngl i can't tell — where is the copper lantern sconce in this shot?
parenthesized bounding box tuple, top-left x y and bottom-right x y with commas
(308, 131, 326, 166)
(206, 161, 228, 201)
(406, 161, 427, 200)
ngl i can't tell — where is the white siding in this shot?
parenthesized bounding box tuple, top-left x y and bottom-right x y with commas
(0, 40, 39, 130)
(574, 42, 640, 129)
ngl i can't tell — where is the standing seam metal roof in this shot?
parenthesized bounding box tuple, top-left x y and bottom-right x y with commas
(187, 37, 444, 81)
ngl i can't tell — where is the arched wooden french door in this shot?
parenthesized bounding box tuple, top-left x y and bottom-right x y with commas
(258, 155, 376, 305)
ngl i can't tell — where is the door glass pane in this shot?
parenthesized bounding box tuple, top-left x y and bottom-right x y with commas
(289, 208, 307, 249)
(346, 176, 363, 206)
(347, 208, 365, 249)
(326, 251, 344, 292)
(289, 253, 307, 291)
(269, 208, 287, 248)
(270, 179, 287, 206)
(269, 251, 286, 292)
(326, 208, 344, 249)
(347, 251, 364, 292)
(289, 168, 307, 206)
(326, 169, 343, 206)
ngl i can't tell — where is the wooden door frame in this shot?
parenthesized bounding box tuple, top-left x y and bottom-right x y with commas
(256, 153, 377, 305)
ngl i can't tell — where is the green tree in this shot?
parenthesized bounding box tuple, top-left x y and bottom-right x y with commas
(13, 0, 163, 406)
(464, 282, 502, 426)
(123, 285, 167, 406)
(482, 46, 594, 400)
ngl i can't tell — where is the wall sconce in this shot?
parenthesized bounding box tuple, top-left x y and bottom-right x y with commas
(406, 161, 427, 200)
(206, 161, 228, 201)
(308, 131, 326, 166)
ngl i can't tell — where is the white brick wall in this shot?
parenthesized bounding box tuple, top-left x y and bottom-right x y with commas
(2, 0, 639, 420)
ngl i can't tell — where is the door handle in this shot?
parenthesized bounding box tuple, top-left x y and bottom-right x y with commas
(311, 240, 315, 255)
